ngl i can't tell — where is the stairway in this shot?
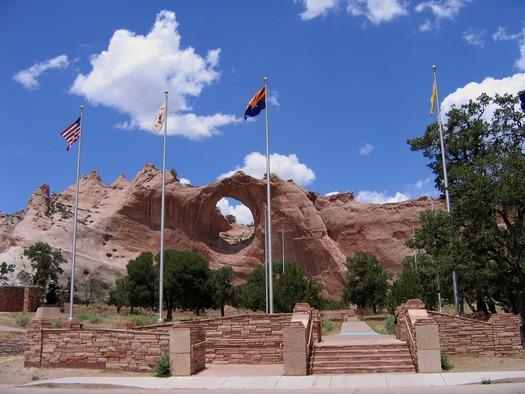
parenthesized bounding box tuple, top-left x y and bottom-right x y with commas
(309, 320, 416, 374)
(310, 341, 416, 374)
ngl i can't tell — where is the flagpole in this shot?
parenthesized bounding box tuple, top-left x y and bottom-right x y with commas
(433, 65, 460, 316)
(263, 77, 274, 314)
(158, 90, 168, 323)
(264, 207, 269, 314)
(68, 105, 84, 322)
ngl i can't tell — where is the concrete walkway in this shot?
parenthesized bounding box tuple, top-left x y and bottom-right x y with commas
(13, 320, 525, 391)
(17, 368, 525, 391)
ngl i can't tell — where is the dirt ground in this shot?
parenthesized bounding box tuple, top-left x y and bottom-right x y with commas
(1, 353, 525, 386)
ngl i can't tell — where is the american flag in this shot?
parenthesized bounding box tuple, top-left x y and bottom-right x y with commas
(60, 117, 81, 151)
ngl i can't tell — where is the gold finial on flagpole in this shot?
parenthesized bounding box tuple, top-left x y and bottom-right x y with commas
(164, 90, 168, 95)
(80, 105, 84, 110)
(432, 65, 437, 70)
(264, 77, 268, 83)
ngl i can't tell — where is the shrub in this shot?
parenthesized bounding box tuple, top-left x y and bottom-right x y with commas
(53, 320, 63, 328)
(321, 318, 335, 336)
(153, 353, 171, 377)
(16, 315, 30, 328)
(383, 316, 396, 335)
(131, 314, 157, 326)
(441, 352, 454, 371)
(88, 314, 103, 324)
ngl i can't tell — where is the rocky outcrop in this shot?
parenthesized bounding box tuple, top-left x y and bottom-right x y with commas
(0, 164, 442, 299)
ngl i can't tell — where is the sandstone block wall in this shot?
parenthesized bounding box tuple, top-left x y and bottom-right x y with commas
(428, 311, 521, 357)
(177, 314, 293, 364)
(0, 339, 24, 355)
(396, 299, 521, 359)
(25, 319, 169, 371)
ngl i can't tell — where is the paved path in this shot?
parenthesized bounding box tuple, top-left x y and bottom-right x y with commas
(15, 369, 525, 391)
(319, 321, 403, 346)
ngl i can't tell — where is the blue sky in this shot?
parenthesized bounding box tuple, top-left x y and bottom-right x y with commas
(1, 0, 524, 224)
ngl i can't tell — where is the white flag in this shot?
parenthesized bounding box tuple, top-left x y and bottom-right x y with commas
(152, 102, 166, 133)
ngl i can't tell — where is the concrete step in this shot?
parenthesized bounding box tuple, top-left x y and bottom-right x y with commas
(311, 364, 416, 374)
(310, 341, 416, 374)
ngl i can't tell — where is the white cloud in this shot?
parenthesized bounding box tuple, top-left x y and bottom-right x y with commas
(70, 10, 239, 139)
(296, 0, 408, 24)
(359, 143, 374, 156)
(218, 151, 316, 186)
(295, 0, 340, 21)
(441, 73, 525, 119)
(462, 28, 485, 47)
(415, 0, 469, 32)
(347, 0, 408, 25)
(492, 27, 525, 71)
(180, 178, 191, 185)
(356, 190, 410, 204)
(216, 198, 254, 225)
(13, 55, 69, 90)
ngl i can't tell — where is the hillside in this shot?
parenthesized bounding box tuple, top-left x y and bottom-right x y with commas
(0, 164, 443, 298)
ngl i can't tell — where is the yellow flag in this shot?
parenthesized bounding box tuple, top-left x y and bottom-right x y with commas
(430, 80, 437, 116)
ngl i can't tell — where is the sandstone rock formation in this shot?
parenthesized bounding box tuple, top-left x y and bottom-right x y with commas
(0, 164, 443, 298)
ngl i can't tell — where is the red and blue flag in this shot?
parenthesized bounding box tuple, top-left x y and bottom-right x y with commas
(244, 86, 266, 119)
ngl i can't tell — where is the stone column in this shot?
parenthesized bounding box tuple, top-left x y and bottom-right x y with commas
(24, 318, 52, 367)
(283, 324, 307, 376)
(408, 309, 441, 373)
(170, 327, 205, 376)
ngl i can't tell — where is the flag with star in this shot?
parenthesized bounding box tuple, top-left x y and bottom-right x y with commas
(244, 86, 266, 119)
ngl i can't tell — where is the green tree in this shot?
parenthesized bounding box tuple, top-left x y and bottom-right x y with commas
(125, 252, 157, 311)
(210, 265, 236, 317)
(77, 275, 107, 306)
(108, 277, 130, 313)
(225, 214, 236, 224)
(23, 242, 65, 304)
(343, 252, 392, 313)
(0, 262, 15, 285)
(385, 255, 439, 314)
(236, 261, 325, 313)
(162, 250, 213, 319)
(237, 264, 267, 312)
(273, 261, 324, 313)
(16, 270, 33, 286)
(407, 93, 525, 329)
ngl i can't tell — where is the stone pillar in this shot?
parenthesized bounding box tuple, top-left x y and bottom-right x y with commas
(283, 324, 307, 376)
(24, 318, 52, 367)
(170, 327, 205, 376)
(408, 309, 441, 373)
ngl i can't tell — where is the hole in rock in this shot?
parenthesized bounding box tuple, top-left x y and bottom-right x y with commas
(216, 197, 254, 245)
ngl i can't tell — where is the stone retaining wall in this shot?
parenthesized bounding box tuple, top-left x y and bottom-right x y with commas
(428, 310, 521, 356)
(0, 339, 25, 355)
(140, 313, 296, 364)
(396, 299, 521, 358)
(25, 319, 169, 371)
(23, 305, 321, 372)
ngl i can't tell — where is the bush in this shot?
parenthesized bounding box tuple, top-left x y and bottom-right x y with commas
(131, 314, 157, 326)
(321, 318, 335, 336)
(16, 315, 30, 327)
(75, 313, 89, 321)
(53, 320, 63, 328)
(383, 316, 396, 335)
(88, 314, 103, 324)
(441, 352, 454, 371)
(153, 353, 171, 377)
